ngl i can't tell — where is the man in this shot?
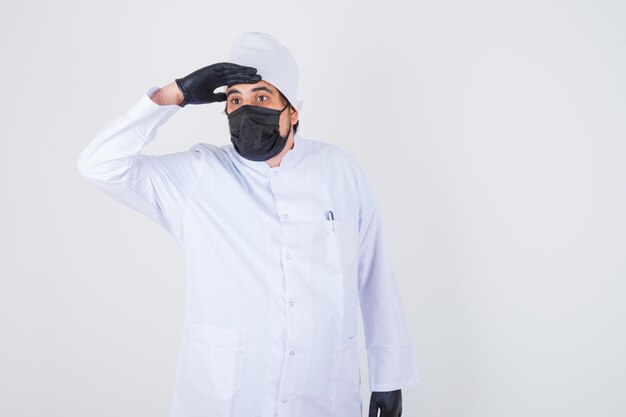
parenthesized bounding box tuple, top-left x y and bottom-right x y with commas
(77, 32, 418, 417)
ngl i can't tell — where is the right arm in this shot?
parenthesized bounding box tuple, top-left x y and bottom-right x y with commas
(76, 86, 205, 238)
(76, 63, 261, 237)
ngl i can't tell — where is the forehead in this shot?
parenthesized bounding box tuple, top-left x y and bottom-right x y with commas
(226, 80, 279, 95)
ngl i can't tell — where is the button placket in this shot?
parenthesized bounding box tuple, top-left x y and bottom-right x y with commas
(273, 174, 303, 410)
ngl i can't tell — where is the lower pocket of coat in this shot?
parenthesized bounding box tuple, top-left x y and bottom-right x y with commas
(331, 333, 360, 406)
(184, 322, 247, 400)
(335, 333, 358, 353)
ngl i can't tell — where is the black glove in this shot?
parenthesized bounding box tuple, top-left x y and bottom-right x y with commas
(175, 62, 261, 107)
(369, 389, 402, 417)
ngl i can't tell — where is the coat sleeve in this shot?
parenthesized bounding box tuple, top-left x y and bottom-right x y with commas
(77, 87, 206, 239)
(352, 157, 420, 392)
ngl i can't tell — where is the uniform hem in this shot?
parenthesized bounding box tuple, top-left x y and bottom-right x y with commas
(370, 376, 420, 392)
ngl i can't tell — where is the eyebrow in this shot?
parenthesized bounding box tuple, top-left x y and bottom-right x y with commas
(226, 86, 275, 97)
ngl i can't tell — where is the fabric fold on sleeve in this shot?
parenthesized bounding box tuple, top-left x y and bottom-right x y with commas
(352, 155, 420, 392)
(77, 87, 204, 240)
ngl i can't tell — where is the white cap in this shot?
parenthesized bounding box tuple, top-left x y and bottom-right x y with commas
(228, 32, 302, 111)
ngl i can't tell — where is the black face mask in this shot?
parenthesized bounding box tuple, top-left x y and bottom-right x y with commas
(227, 103, 291, 161)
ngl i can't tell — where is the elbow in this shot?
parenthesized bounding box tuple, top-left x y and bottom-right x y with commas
(76, 152, 90, 178)
(76, 150, 135, 184)
(76, 149, 107, 181)
(76, 150, 95, 179)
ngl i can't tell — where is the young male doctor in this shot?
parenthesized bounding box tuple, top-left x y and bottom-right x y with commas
(77, 32, 418, 417)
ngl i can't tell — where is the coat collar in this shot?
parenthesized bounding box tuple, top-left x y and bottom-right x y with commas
(226, 132, 305, 174)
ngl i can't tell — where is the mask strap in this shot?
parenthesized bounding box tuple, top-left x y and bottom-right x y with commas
(283, 120, 292, 141)
(281, 103, 292, 139)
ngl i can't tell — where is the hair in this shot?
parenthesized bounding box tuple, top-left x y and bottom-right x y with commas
(223, 90, 299, 134)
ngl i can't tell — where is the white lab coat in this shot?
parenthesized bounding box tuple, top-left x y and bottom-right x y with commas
(77, 87, 419, 417)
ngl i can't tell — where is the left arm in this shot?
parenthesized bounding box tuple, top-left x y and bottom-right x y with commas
(351, 156, 419, 415)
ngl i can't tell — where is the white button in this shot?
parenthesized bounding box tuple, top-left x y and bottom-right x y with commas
(286, 254, 292, 260)
(283, 213, 289, 219)
(290, 350, 296, 356)
(282, 399, 288, 404)
(274, 171, 279, 176)
(289, 300, 295, 306)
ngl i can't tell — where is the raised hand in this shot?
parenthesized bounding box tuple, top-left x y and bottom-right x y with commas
(175, 62, 261, 107)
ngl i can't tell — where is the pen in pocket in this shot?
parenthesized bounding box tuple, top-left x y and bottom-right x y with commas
(326, 210, 335, 233)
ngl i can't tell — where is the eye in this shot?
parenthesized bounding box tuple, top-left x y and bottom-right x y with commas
(256, 95, 268, 102)
(230, 98, 241, 105)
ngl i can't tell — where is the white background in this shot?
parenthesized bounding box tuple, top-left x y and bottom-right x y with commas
(1, 0, 625, 416)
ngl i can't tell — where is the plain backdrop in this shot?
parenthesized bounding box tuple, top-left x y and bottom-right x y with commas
(1, 1, 625, 416)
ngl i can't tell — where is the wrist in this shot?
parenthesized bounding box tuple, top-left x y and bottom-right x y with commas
(150, 82, 184, 106)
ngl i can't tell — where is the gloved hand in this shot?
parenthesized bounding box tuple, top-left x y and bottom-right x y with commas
(175, 62, 261, 107)
(369, 389, 402, 417)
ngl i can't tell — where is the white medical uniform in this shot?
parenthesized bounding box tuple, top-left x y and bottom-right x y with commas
(77, 87, 419, 417)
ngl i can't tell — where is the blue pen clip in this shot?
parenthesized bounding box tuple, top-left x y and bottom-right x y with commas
(326, 210, 335, 233)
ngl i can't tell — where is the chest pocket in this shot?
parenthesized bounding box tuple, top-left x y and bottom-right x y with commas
(324, 217, 359, 271)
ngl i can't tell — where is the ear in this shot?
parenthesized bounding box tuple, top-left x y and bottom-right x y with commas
(290, 107, 299, 126)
